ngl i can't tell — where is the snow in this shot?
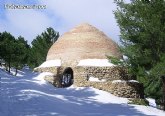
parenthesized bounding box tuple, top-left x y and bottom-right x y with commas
(77, 59, 115, 67)
(123, 55, 128, 60)
(129, 80, 139, 83)
(32, 72, 54, 85)
(147, 98, 157, 108)
(112, 80, 139, 83)
(0, 68, 165, 116)
(89, 76, 106, 82)
(38, 59, 61, 68)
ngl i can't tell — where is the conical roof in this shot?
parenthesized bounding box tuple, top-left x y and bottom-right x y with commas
(46, 23, 122, 66)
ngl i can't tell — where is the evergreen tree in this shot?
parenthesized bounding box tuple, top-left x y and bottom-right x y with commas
(114, 0, 165, 99)
(0, 32, 15, 73)
(12, 36, 30, 75)
(0, 32, 30, 75)
(29, 27, 59, 68)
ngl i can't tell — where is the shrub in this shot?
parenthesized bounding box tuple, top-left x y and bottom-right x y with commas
(128, 98, 149, 106)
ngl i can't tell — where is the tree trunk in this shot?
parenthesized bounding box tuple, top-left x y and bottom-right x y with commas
(5, 63, 8, 72)
(8, 61, 11, 73)
(15, 68, 18, 76)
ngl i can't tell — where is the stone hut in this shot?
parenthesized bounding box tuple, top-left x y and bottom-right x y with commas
(35, 23, 144, 98)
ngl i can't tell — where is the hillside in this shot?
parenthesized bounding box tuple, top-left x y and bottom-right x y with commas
(0, 67, 165, 116)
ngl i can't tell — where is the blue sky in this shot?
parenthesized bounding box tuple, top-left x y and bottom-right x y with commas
(0, 0, 125, 44)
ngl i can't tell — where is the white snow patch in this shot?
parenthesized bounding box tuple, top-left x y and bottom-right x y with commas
(112, 80, 139, 83)
(89, 76, 106, 82)
(123, 55, 128, 60)
(10, 68, 24, 77)
(89, 87, 128, 104)
(128, 80, 139, 83)
(133, 105, 165, 116)
(147, 98, 157, 108)
(38, 59, 61, 68)
(32, 72, 54, 85)
(77, 59, 115, 67)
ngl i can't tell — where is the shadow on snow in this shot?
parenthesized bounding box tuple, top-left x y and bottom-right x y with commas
(0, 68, 156, 116)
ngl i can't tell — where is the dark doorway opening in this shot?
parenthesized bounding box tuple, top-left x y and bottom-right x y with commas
(61, 67, 73, 87)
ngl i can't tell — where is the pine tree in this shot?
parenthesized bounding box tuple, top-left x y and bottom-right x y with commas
(12, 36, 30, 75)
(114, 0, 165, 99)
(29, 27, 59, 68)
(0, 32, 30, 75)
(0, 32, 15, 73)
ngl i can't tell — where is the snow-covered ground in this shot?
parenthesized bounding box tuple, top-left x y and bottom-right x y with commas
(0, 67, 165, 116)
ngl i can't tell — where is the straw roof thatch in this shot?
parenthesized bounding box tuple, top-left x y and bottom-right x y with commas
(46, 23, 122, 66)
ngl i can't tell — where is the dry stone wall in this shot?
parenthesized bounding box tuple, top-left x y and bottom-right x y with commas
(84, 66, 135, 81)
(34, 67, 58, 74)
(74, 66, 144, 98)
(35, 66, 144, 98)
(109, 82, 144, 98)
(74, 66, 135, 85)
(35, 67, 64, 87)
(85, 81, 144, 98)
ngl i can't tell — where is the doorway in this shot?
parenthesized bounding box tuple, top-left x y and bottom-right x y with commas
(61, 67, 73, 87)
